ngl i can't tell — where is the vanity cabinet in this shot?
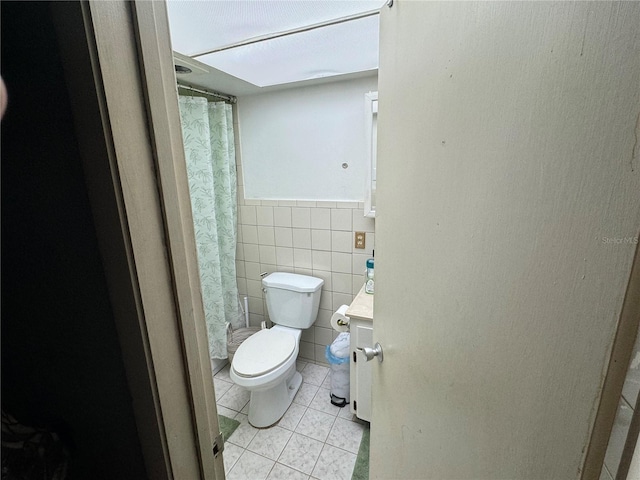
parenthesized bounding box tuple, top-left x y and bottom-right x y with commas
(346, 286, 374, 422)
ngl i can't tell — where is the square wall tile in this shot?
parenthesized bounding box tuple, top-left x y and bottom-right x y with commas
(242, 225, 259, 244)
(332, 231, 352, 253)
(256, 206, 274, 226)
(276, 247, 294, 267)
(244, 244, 260, 263)
(245, 261, 261, 280)
(311, 230, 332, 251)
(332, 252, 352, 274)
(331, 272, 352, 294)
(278, 200, 297, 207)
(319, 292, 333, 310)
(332, 292, 354, 311)
(237, 277, 248, 296)
(248, 296, 264, 315)
(315, 344, 329, 365)
(274, 207, 292, 227)
(301, 326, 314, 343)
(259, 245, 277, 265)
(292, 207, 311, 228)
(236, 260, 246, 278)
(352, 253, 370, 275)
(257, 226, 275, 246)
(292, 228, 312, 249)
(352, 275, 365, 295)
(311, 208, 331, 230)
(299, 341, 314, 361)
(261, 200, 279, 206)
(274, 227, 293, 247)
(239, 205, 257, 225)
(249, 313, 264, 327)
(312, 269, 332, 291)
(293, 249, 312, 269)
(318, 288, 333, 311)
(247, 279, 263, 298)
(315, 326, 333, 346)
(331, 209, 352, 231)
(315, 308, 333, 329)
(260, 263, 276, 277)
(312, 251, 332, 272)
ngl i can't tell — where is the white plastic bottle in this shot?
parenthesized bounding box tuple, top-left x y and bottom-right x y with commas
(365, 258, 374, 294)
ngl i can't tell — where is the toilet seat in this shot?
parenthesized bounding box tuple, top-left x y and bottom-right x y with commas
(232, 329, 296, 378)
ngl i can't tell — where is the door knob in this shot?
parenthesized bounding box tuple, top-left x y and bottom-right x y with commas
(358, 343, 383, 363)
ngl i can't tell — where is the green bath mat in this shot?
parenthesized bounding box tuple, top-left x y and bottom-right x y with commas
(218, 414, 240, 443)
(352, 424, 370, 480)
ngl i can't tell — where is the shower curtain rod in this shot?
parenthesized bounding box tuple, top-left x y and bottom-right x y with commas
(178, 84, 237, 104)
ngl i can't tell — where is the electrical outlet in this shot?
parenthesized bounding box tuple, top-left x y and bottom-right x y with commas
(355, 232, 366, 249)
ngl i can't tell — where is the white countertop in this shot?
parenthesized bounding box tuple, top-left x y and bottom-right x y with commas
(346, 285, 374, 322)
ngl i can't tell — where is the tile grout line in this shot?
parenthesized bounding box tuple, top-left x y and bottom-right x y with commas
(216, 362, 362, 480)
(225, 404, 360, 478)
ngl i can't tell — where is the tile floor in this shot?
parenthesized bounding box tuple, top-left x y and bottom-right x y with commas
(214, 360, 366, 480)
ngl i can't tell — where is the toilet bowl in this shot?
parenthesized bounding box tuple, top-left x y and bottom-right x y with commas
(230, 326, 302, 427)
(229, 272, 323, 428)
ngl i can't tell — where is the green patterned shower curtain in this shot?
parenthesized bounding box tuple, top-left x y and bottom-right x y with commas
(178, 96, 241, 359)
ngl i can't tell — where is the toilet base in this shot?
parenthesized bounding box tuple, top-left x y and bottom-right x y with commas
(247, 368, 302, 428)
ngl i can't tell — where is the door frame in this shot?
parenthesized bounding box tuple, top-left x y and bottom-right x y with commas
(583, 249, 640, 479)
(51, 1, 222, 478)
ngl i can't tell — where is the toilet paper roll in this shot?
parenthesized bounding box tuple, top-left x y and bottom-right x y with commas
(331, 305, 351, 332)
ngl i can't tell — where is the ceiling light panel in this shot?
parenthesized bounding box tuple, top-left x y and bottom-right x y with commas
(195, 14, 379, 87)
(166, 0, 385, 56)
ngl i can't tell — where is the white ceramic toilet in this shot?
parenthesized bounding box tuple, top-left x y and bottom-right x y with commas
(230, 272, 323, 428)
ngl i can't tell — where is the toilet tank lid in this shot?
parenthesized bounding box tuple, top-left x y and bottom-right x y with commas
(262, 272, 324, 293)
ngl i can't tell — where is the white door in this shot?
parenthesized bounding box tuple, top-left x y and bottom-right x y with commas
(370, 2, 640, 479)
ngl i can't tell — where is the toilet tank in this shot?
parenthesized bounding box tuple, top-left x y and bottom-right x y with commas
(262, 273, 324, 329)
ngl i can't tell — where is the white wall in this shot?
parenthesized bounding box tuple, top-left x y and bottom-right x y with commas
(372, 1, 640, 479)
(237, 75, 377, 201)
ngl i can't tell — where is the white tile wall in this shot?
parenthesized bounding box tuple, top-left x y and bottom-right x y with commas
(234, 140, 375, 364)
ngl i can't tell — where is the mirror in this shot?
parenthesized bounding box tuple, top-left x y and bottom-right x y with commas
(364, 91, 378, 217)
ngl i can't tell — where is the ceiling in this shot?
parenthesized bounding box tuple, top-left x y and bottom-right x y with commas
(166, 1, 385, 92)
